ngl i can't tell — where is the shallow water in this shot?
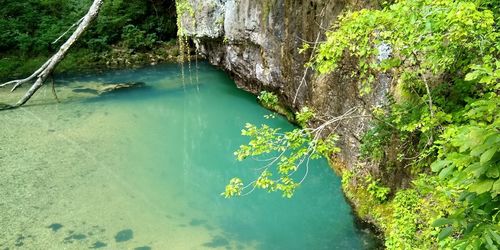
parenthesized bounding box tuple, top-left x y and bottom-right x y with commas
(0, 63, 376, 249)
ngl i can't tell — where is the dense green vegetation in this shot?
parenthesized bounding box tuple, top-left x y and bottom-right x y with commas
(230, 0, 499, 248)
(0, 0, 177, 79)
(314, 0, 499, 248)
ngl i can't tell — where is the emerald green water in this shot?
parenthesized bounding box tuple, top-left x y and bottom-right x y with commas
(0, 63, 375, 249)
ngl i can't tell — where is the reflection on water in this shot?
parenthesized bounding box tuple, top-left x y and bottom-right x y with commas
(0, 63, 376, 249)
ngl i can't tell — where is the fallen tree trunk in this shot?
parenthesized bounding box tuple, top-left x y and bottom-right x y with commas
(0, 0, 104, 107)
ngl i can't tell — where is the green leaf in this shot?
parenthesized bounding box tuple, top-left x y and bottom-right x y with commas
(481, 148, 496, 164)
(464, 71, 480, 81)
(469, 179, 494, 194)
(431, 160, 450, 172)
(432, 218, 452, 227)
(469, 162, 488, 177)
(489, 229, 500, 245)
(439, 165, 455, 179)
(438, 226, 454, 241)
(484, 233, 496, 250)
(492, 179, 500, 193)
(486, 167, 499, 178)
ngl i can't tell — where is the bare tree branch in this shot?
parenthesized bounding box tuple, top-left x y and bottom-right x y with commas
(1, 0, 104, 108)
(52, 17, 85, 44)
(293, 4, 328, 105)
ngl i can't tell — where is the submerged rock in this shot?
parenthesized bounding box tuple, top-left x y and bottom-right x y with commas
(114, 229, 133, 242)
(189, 219, 207, 226)
(98, 82, 146, 95)
(134, 246, 152, 250)
(202, 236, 229, 248)
(63, 233, 87, 243)
(48, 223, 63, 232)
(90, 241, 107, 249)
(72, 82, 146, 96)
(72, 88, 99, 95)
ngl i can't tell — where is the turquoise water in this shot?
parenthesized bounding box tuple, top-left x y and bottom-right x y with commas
(0, 63, 375, 249)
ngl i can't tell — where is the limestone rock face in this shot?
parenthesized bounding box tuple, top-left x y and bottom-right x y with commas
(178, 0, 396, 182)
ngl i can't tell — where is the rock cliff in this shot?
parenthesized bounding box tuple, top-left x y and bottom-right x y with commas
(177, 0, 407, 188)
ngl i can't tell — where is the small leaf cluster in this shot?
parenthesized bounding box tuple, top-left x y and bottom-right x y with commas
(365, 175, 391, 203)
(295, 106, 315, 127)
(222, 178, 243, 198)
(257, 91, 279, 109)
(224, 108, 340, 198)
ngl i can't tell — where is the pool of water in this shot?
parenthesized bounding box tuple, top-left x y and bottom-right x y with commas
(0, 63, 376, 249)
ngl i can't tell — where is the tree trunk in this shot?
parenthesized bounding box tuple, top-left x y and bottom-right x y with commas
(0, 0, 104, 107)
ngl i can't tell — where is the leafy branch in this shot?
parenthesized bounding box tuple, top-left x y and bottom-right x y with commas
(223, 107, 365, 198)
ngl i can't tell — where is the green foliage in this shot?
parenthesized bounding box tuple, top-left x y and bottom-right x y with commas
(298, 43, 310, 54)
(257, 91, 279, 109)
(0, 0, 178, 79)
(0, 0, 86, 54)
(256, 91, 295, 121)
(0, 0, 177, 56)
(430, 93, 500, 249)
(121, 24, 157, 51)
(343, 172, 461, 249)
(295, 107, 315, 127)
(222, 178, 243, 198)
(315, 0, 497, 95)
(365, 175, 390, 202)
(175, 0, 194, 36)
(315, 0, 499, 248)
(384, 189, 420, 249)
(88, 0, 176, 47)
(359, 107, 394, 161)
(85, 36, 109, 52)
